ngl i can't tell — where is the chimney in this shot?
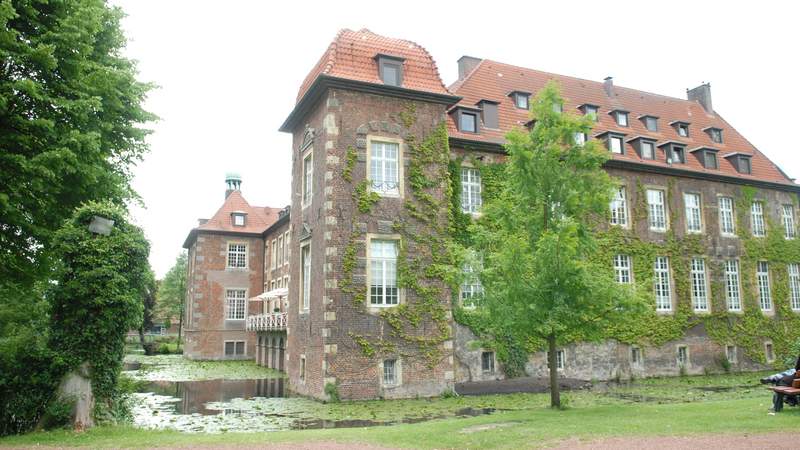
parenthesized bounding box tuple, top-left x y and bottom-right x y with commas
(603, 76, 614, 97)
(225, 172, 242, 199)
(458, 56, 482, 80)
(687, 83, 713, 113)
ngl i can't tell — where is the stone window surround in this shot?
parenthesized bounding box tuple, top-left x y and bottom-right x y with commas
(613, 254, 633, 284)
(610, 183, 630, 229)
(676, 345, 690, 367)
(366, 134, 405, 199)
(225, 287, 247, 321)
(689, 257, 710, 313)
(724, 258, 743, 314)
(299, 354, 306, 382)
(726, 345, 738, 364)
(764, 341, 775, 363)
(751, 200, 767, 237)
(301, 147, 313, 210)
(630, 346, 643, 368)
(223, 340, 246, 357)
(379, 357, 403, 387)
(644, 184, 670, 233)
(654, 255, 675, 314)
(284, 230, 291, 266)
(225, 241, 249, 270)
(365, 233, 404, 313)
(299, 240, 311, 314)
(756, 260, 774, 315)
(481, 351, 496, 373)
(682, 191, 705, 235)
(716, 194, 737, 238)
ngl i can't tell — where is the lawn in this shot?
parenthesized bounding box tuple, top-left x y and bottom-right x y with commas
(2, 370, 796, 449)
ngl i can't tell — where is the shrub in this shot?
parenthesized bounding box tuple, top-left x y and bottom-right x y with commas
(40, 396, 75, 430)
(324, 382, 340, 403)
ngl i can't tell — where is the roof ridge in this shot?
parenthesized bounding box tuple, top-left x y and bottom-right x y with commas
(478, 59, 699, 105)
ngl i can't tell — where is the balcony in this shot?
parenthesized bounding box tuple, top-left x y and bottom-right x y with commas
(247, 312, 287, 331)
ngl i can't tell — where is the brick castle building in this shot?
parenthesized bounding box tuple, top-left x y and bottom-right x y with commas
(185, 29, 800, 400)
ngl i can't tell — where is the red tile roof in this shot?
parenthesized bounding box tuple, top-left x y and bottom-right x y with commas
(183, 190, 281, 247)
(449, 59, 795, 186)
(295, 28, 450, 103)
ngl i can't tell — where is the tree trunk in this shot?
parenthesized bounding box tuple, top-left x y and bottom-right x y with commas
(177, 310, 183, 352)
(547, 333, 560, 408)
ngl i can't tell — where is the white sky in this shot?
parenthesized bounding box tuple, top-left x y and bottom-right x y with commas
(113, 0, 800, 277)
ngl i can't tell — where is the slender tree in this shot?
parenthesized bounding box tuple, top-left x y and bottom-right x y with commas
(157, 252, 187, 350)
(472, 82, 648, 408)
(138, 270, 157, 354)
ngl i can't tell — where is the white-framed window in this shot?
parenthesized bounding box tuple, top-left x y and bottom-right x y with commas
(783, 205, 796, 239)
(613, 254, 632, 284)
(284, 231, 291, 266)
(765, 342, 775, 363)
(277, 235, 284, 266)
(631, 346, 642, 368)
(609, 136, 623, 154)
(515, 93, 529, 110)
(641, 140, 655, 160)
(227, 243, 247, 269)
(757, 261, 772, 311)
(684, 193, 702, 233)
(615, 111, 628, 127)
(382, 359, 398, 385)
(573, 132, 586, 146)
(370, 239, 399, 306)
(547, 349, 565, 370)
(232, 213, 245, 226)
(461, 168, 482, 214)
(751, 201, 765, 237)
(690, 258, 709, 312)
(610, 186, 628, 227)
(270, 279, 276, 290)
(677, 345, 689, 366)
(225, 289, 246, 320)
(460, 259, 484, 308)
(369, 141, 400, 196)
(647, 189, 667, 232)
(724, 260, 741, 312)
(677, 123, 689, 137)
(654, 256, 671, 311)
(301, 244, 311, 312)
(789, 263, 800, 311)
(719, 197, 735, 236)
(271, 239, 277, 269)
(481, 351, 495, 373)
(302, 152, 313, 208)
(726, 345, 737, 364)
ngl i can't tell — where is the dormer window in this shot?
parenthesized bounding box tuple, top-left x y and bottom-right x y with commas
(596, 131, 626, 155)
(704, 127, 723, 143)
(509, 91, 531, 110)
(628, 137, 656, 160)
(552, 103, 563, 114)
(725, 153, 752, 174)
(610, 110, 629, 127)
(671, 121, 690, 137)
(375, 54, 404, 87)
(478, 100, 499, 129)
(580, 104, 599, 121)
(691, 147, 719, 170)
(659, 142, 686, 164)
(640, 115, 659, 132)
(232, 212, 246, 227)
(453, 106, 480, 133)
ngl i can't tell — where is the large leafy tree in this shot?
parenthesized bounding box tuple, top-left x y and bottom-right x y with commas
(472, 82, 648, 408)
(0, 0, 154, 294)
(157, 251, 187, 350)
(49, 201, 150, 411)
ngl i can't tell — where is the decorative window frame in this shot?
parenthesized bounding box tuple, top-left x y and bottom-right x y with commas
(226, 241, 249, 270)
(366, 134, 405, 199)
(365, 233, 404, 311)
(301, 148, 313, 210)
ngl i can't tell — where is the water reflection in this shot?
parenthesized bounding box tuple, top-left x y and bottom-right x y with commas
(138, 378, 286, 415)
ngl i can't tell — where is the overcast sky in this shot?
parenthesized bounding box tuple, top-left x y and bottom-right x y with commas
(113, 0, 800, 277)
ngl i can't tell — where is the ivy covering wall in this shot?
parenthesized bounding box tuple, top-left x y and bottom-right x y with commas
(451, 157, 800, 372)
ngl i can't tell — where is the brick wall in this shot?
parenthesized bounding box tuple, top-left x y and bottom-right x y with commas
(183, 232, 264, 360)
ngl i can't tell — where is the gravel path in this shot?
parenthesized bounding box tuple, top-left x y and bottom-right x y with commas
(550, 432, 800, 449)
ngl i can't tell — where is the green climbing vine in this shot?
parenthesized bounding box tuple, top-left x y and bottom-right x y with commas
(341, 104, 455, 368)
(449, 156, 800, 370)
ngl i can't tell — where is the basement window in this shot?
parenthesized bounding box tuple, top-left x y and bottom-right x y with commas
(481, 352, 495, 373)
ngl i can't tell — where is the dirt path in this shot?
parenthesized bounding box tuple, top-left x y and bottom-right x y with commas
(550, 432, 800, 449)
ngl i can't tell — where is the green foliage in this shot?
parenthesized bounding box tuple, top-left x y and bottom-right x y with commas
(471, 82, 649, 407)
(157, 253, 186, 322)
(342, 146, 357, 183)
(49, 201, 151, 403)
(324, 382, 340, 403)
(40, 396, 75, 431)
(353, 180, 381, 213)
(0, 0, 155, 293)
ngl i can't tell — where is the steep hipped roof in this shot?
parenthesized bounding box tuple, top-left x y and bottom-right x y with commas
(449, 59, 794, 186)
(295, 28, 451, 103)
(183, 190, 282, 248)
